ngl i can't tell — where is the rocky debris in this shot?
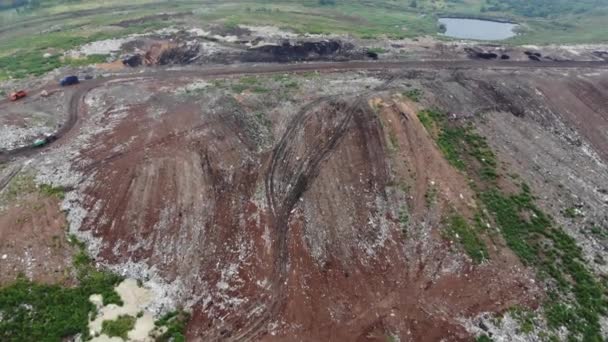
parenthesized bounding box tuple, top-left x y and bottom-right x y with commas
(68, 37, 139, 57)
(524, 50, 542, 58)
(366, 50, 379, 60)
(592, 50, 608, 61)
(157, 43, 200, 65)
(463, 311, 557, 342)
(122, 54, 142, 67)
(242, 40, 361, 63)
(464, 47, 498, 60)
(120, 42, 201, 67)
(525, 50, 543, 61)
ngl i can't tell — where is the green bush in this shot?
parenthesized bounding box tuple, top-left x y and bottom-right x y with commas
(446, 214, 488, 263)
(101, 315, 136, 339)
(404, 88, 423, 102)
(0, 238, 123, 341)
(39, 184, 66, 199)
(154, 310, 190, 342)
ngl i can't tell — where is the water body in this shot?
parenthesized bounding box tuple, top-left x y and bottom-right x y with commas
(439, 17, 518, 41)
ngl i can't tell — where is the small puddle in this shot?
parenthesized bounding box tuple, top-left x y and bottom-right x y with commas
(439, 17, 518, 41)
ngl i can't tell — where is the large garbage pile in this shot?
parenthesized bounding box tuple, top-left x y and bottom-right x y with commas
(242, 40, 364, 63)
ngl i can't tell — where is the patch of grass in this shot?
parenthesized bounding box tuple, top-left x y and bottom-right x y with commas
(417, 109, 497, 180)
(229, 76, 271, 94)
(425, 183, 438, 206)
(0, 172, 37, 203)
(254, 112, 272, 131)
(476, 335, 494, 342)
(398, 207, 409, 237)
(588, 225, 608, 239)
(417, 109, 435, 132)
(101, 315, 136, 340)
(562, 207, 581, 219)
(367, 47, 387, 54)
(0, 37, 111, 79)
(510, 306, 536, 333)
(239, 76, 259, 85)
(0, 237, 123, 341)
(154, 310, 190, 342)
(445, 214, 488, 263)
(231, 84, 248, 93)
(39, 184, 66, 199)
(404, 88, 423, 102)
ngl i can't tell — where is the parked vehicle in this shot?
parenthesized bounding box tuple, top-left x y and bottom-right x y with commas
(9, 90, 27, 101)
(32, 134, 57, 148)
(60, 75, 79, 86)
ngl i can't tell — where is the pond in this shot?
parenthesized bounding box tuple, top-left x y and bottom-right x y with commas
(438, 17, 518, 41)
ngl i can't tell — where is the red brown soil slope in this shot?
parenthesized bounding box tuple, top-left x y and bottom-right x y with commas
(0, 191, 75, 286)
(69, 78, 539, 341)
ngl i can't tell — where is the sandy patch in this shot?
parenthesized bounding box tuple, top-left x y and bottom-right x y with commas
(89, 278, 157, 341)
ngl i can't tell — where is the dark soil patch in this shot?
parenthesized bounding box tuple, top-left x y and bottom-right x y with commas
(464, 48, 498, 60)
(242, 40, 362, 63)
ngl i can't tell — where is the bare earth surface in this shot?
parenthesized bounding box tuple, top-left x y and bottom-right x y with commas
(1, 57, 607, 340)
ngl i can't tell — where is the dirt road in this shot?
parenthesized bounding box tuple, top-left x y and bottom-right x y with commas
(1, 59, 607, 164)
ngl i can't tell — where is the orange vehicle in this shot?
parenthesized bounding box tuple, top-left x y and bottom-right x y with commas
(9, 90, 27, 101)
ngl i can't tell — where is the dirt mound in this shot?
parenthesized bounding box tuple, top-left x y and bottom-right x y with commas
(464, 47, 498, 60)
(122, 42, 201, 66)
(157, 44, 200, 65)
(66, 78, 538, 341)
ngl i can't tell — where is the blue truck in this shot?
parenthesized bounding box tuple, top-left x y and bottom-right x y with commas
(60, 75, 79, 86)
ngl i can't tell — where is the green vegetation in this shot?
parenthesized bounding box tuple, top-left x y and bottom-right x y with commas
(445, 214, 488, 263)
(424, 183, 438, 206)
(0, 172, 37, 203)
(562, 207, 581, 218)
(254, 112, 273, 134)
(417, 109, 496, 180)
(0, 32, 111, 79)
(101, 315, 136, 340)
(0, 0, 606, 81)
(0, 7, 171, 80)
(231, 76, 270, 93)
(588, 225, 608, 239)
(404, 88, 423, 102)
(398, 207, 409, 236)
(0, 236, 123, 341)
(417, 109, 434, 132)
(475, 335, 493, 342)
(39, 184, 66, 199)
(200, 1, 437, 39)
(419, 106, 608, 340)
(0, 171, 66, 205)
(154, 310, 190, 342)
(483, 0, 603, 18)
(482, 187, 608, 340)
(367, 47, 387, 54)
(510, 306, 536, 333)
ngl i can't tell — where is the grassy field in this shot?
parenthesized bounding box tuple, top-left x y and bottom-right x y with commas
(0, 0, 607, 80)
